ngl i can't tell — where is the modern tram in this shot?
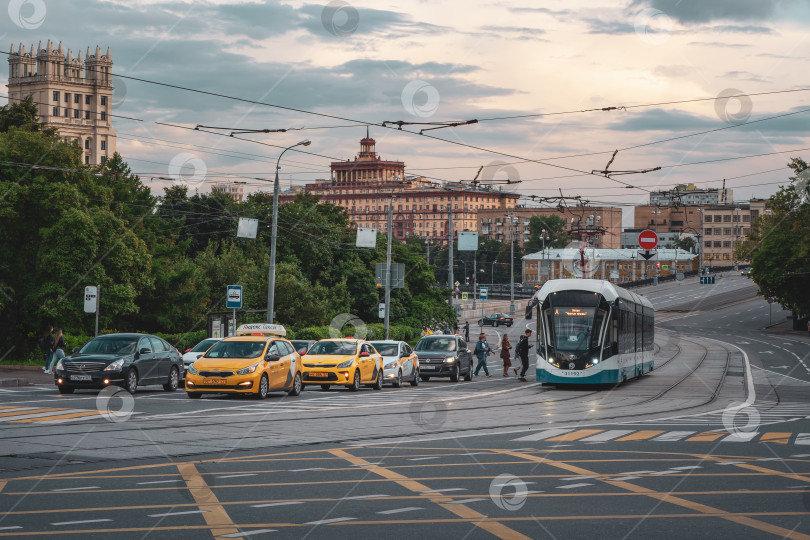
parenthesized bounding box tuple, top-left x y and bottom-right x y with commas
(525, 279, 654, 385)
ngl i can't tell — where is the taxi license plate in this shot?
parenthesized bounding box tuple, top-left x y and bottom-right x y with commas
(308, 372, 329, 378)
(70, 374, 91, 381)
(203, 378, 227, 385)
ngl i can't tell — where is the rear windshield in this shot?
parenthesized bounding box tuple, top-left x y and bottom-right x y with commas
(191, 339, 219, 353)
(370, 343, 398, 356)
(308, 341, 357, 355)
(415, 338, 457, 352)
(80, 337, 138, 355)
(204, 340, 266, 359)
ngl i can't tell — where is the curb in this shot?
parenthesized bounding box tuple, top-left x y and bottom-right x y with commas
(0, 365, 45, 372)
(0, 378, 30, 387)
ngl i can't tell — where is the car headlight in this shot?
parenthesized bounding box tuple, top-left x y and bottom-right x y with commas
(187, 363, 198, 375)
(55, 359, 64, 371)
(444, 357, 456, 363)
(384, 361, 397, 369)
(104, 359, 124, 371)
(236, 362, 260, 375)
(336, 359, 354, 369)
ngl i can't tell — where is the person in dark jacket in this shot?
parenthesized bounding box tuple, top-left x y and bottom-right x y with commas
(515, 329, 533, 382)
(500, 335, 512, 377)
(40, 325, 54, 372)
(473, 333, 492, 377)
(48, 328, 67, 374)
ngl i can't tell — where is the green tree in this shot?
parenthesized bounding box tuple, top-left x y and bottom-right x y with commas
(742, 158, 810, 319)
(526, 214, 569, 252)
(0, 95, 49, 133)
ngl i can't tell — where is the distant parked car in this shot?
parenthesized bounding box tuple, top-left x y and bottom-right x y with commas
(741, 268, 751, 277)
(478, 313, 514, 327)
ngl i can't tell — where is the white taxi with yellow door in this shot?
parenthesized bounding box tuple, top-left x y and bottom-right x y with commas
(369, 340, 419, 387)
(185, 324, 303, 399)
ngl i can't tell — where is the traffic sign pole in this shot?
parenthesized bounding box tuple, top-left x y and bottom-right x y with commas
(95, 284, 100, 337)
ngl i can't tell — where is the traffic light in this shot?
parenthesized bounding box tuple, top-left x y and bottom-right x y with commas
(656, 262, 661, 269)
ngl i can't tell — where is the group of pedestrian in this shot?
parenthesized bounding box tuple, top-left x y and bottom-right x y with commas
(39, 325, 66, 374)
(473, 328, 532, 382)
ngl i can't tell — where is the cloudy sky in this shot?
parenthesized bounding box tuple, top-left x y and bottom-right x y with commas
(3, 0, 810, 218)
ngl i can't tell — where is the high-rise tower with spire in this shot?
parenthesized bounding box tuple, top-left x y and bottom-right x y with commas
(7, 40, 116, 165)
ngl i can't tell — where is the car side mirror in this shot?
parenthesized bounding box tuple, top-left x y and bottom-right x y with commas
(266, 354, 281, 362)
(71, 347, 80, 354)
(359, 351, 370, 357)
(139, 347, 151, 355)
(185, 348, 191, 353)
(299, 350, 306, 355)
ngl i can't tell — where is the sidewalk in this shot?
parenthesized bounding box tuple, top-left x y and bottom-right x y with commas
(0, 365, 53, 387)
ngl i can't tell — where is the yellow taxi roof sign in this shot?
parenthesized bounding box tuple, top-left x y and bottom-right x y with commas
(236, 323, 287, 337)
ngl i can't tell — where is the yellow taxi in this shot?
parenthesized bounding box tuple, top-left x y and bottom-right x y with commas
(185, 324, 302, 399)
(301, 338, 383, 391)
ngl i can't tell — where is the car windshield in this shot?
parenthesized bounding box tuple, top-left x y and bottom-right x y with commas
(79, 337, 138, 355)
(204, 340, 266, 359)
(191, 339, 219, 353)
(308, 341, 357, 355)
(370, 343, 398, 356)
(291, 340, 312, 351)
(415, 338, 457, 352)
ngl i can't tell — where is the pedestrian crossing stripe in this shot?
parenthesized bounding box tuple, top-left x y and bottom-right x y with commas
(0, 406, 108, 424)
(512, 428, 810, 445)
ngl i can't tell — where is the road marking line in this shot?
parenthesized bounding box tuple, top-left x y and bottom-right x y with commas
(685, 431, 727, 442)
(615, 431, 665, 441)
(177, 462, 239, 538)
(149, 510, 209, 517)
(305, 518, 356, 525)
(341, 494, 389, 500)
(609, 476, 641, 481)
(0, 527, 21, 531)
(408, 457, 440, 461)
(137, 480, 181, 485)
(217, 529, 277, 538)
(579, 430, 634, 442)
(512, 429, 573, 441)
(759, 432, 792, 444)
(546, 430, 604, 442)
(795, 435, 810, 446)
(556, 483, 592, 489)
(51, 519, 113, 526)
(419, 488, 467, 493)
(51, 486, 100, 492)
(652, 431, 695, 442)
(445, 498, 486, 504)
(9, 410, 103, 423)
(216, 474, 257, 479)
(377, 507, 422, 514)
(499, 450, 810, 540)
(721, 432, 759, 442)
(251, 502, 303, 508)
(330, 449, 532, 540)
(288, 468, 325, 472)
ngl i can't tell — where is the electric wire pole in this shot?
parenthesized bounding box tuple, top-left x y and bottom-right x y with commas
(384, 197, 394, 340)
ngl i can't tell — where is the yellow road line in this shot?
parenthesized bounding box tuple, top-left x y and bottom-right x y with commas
(330, 448, 531, 540)
(0, 408, 69, 418)
(759, 432, 792, 444)
(177, 463, 238, 538)
(498, 450, 810, 540)
(547, 429, 604, 441)
(685, 431, 727, 442)
(9, 411, 102, 423)
(615, 430, 665, 441)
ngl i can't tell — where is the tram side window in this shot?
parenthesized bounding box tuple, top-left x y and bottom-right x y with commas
(636, 311, 642, 351)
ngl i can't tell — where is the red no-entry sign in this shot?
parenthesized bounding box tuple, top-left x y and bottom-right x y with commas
(638, 229, 659, 250)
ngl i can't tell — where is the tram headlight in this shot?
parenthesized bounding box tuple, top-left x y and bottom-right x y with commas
(592, 358, 599, 365)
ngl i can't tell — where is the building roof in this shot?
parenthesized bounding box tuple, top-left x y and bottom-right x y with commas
(523, 247, 696, 261)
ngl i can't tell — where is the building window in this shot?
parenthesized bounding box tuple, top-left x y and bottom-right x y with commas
(85, 140, 90, 149)
(52, 106, 59, 116)
(74, 94, 80, 104)
(73, 109, 79, 118)
(100, 112, 107, 121)
(84, 110, 90, 119)
(85, 155, 90, 164)
(64, 93, 70, 102)
(723, 241, 731, 248)
(64, 109, 69, 117)
(723, 215, 731, 222)
(101, 96, 107, 106)
(85, 95, 90, 105)
(713, 241, 721, 248)
(100, 141, 106, 150)
(100, 156, 106, 164)
(705, 228, 712, 235)
(723, 228, 731, 235)
(53, 91, 59, 101)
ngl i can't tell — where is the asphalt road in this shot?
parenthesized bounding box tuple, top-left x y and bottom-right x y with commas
(1, 273, 809, 539)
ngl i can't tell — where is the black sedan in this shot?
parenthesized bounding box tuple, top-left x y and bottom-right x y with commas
(53, 333, 183, 394)
(414, 335, 473, 382)
(478, 313, 514, 327)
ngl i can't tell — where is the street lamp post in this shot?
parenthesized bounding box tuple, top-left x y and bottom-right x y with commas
(491, 259, 497, 287)
(267, 139, 311, 323)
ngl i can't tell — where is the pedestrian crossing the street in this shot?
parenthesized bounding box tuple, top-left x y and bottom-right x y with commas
(0, 405, 108, 424)
(512, 427, 810, 445)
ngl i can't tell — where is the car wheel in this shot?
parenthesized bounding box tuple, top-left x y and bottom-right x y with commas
(348, 370, 361, 392)
(163, 367, 179, 392)
(393, 370, 402, 388)
(255, 374, 269, 399)
(410, 369, 420, 386)
(463, 364, 473, 381)
(450, 363, 460, 382)
(187, 392, 201, 399)
(494, 321, 499, 327)
(373, 369, 383, 390)
(57, 386, 74, 394)
(421, 376, 430, 382)
(125, 369, 138, 394)
(477, 320, 483, 326)
(287, 373, 302, 396)
(320, 384, 331, 391)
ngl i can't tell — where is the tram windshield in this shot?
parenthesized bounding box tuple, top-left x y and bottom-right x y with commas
(544, 291, 606, 353)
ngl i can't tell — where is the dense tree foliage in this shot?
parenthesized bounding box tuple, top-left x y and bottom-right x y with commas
(740, 158, 810, 319)
(0, 123, 456, 358)
(526, 214, 571, 252)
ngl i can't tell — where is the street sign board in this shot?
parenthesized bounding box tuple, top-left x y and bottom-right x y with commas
(457, 231, 478, 251)
(236, 217, 258, 239)
(676, 272, 685, 282)
(375, 263, 405, 288)
(662, 264, 669, 271)
(767, 297, 775, 304)
(226, 285, 243, 309)
(480, 287, 488, 300)
(638, 250, 656, 260)
(462, 292, 468, 301)
(84, 286, 98, 313)
(378, 303, 385, 318)
(638, 229, 659, 250)
(610, 270, 619, 279)
(355, 227, 377, 248)
(700, 276, 715, 285)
